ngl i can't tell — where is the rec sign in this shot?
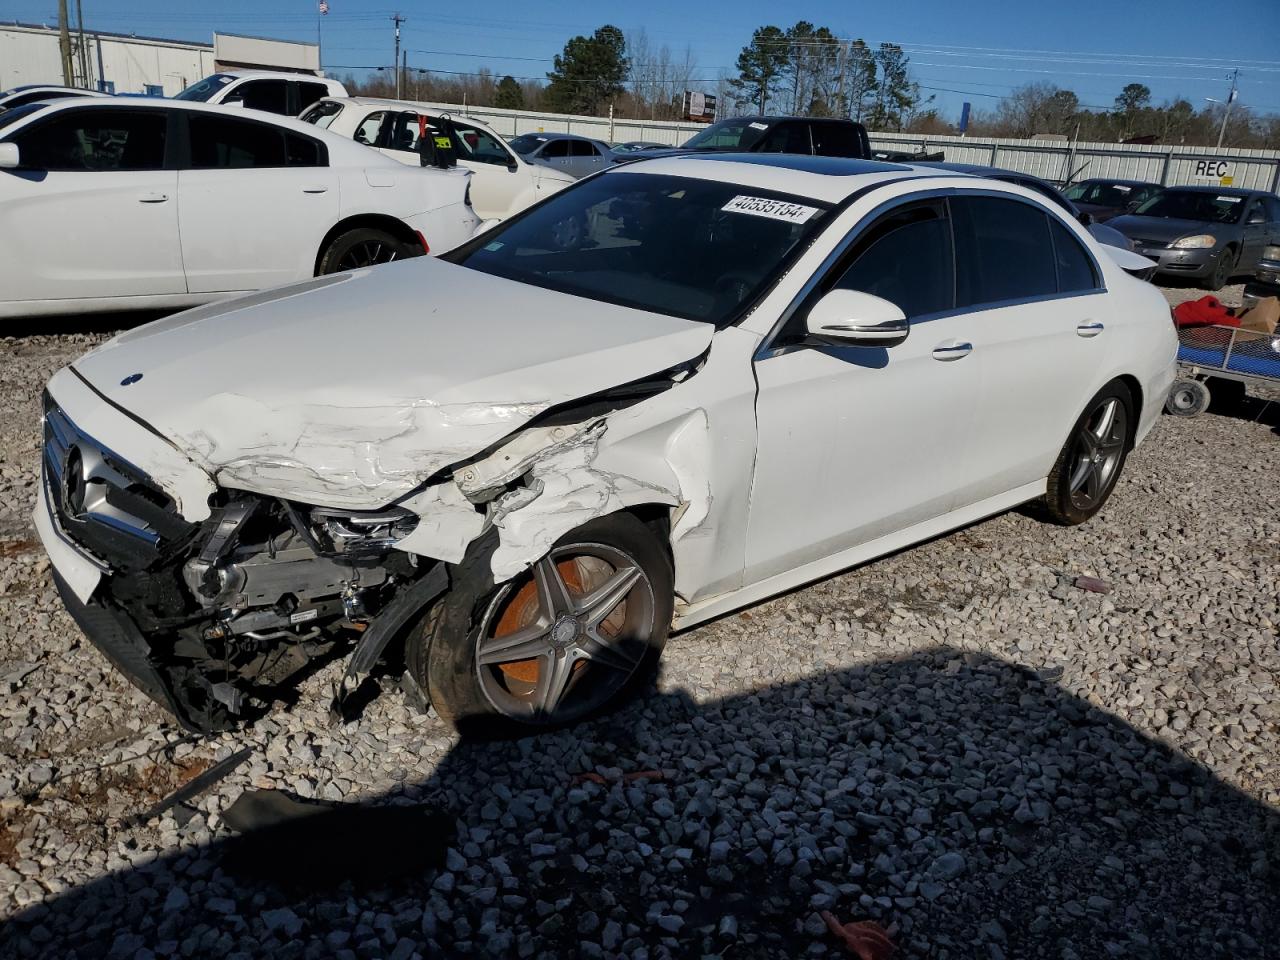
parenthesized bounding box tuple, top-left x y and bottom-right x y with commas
(1192, 159, 1234, 185)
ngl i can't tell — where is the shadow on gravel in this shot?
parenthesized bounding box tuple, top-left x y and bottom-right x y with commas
(1202, 378, 1280, 428)
(5, 648, 1278, 958)
(0, 310, 171, 339)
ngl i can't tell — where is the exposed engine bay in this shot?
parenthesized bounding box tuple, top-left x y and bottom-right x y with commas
(40, 351, 706, 732)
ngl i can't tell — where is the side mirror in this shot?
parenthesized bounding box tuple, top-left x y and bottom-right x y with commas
(222, 98, 247, 109)
(0, 142, 18, 169)
(1248, 210, 1266, 225)
(1076, 210, 1094, 227)
(507, 161, 519, 173)
(805, 289, 909, 348)
(1125, 200, 1141, 212)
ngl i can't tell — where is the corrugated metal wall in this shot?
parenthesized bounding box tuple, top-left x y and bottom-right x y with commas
(420, 101, 1280, 195)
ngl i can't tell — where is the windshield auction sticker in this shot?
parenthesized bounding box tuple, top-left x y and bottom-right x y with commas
(722, 195, 819, 223)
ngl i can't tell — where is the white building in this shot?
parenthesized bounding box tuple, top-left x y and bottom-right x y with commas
(0, 22, 320, 97)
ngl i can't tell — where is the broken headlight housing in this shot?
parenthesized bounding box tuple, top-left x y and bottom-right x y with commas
(308, 506, 419, 557)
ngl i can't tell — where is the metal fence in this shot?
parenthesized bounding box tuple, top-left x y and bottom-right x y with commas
(419, 100, 1280, 194)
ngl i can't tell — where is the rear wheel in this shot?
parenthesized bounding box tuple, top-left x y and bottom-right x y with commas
(1043, 382, 1133, 525)
(317, 227, 419, 275)
(407, 513, 673, 734)
(1164, 378, 1211, 417)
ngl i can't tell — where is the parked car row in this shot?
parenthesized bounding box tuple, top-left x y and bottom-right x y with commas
(0, 98, 477, 318)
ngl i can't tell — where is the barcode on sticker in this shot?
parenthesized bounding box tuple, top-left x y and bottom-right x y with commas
(722, 195, 819, 223)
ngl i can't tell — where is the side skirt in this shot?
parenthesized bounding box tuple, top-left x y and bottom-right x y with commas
(671, 479, 1047, 631)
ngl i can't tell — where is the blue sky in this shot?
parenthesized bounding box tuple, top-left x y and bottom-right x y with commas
(9, 0, 1279, 119)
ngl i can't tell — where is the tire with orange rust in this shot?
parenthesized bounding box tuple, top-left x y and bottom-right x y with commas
(406, 513, 673, 736)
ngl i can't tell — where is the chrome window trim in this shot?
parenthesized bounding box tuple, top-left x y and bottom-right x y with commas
(754, 184, 1109, 361)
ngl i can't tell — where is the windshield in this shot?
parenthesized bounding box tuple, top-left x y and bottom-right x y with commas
(508, 134, 546, 155)
(1135, 190, 1243, 224)
(0, 104, 40, 131)
(1065, 182, 1143, 206)
(683, 118, 771, 151)
(448, 172, 829, 326)
(175, 74, 237, 102)
(299, 100, 343, 129)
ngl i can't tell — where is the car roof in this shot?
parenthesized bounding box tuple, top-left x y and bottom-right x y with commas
(512, 131, 603, 142)
(919, 161, 1049, 182)
(328, 97, 502, 131)
(604, 153, 1016, 205)
(216, 70, 340, 83)
(1078, 177, 1159, 186)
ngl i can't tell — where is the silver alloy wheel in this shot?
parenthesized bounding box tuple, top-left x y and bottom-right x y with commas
(474, 543, 655, 722)
(337, 240, 399, 271)
(1068, 397, 1128, 509)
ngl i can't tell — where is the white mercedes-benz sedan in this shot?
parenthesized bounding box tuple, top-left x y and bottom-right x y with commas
(0, 98, 479, 319)
(34, 154, 1177, 734)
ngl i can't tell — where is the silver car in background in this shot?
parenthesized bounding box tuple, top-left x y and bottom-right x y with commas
(507, 132, 615, 179)
(1108, 187, 1280, 291)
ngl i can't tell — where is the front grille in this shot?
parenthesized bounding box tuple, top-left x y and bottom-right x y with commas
(43, 393, 193, 571)
(1132, 238, 1168, 250)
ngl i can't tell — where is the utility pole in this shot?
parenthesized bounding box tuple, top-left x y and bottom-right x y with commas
(75, 0, 89, 87)
(1216, 68, 1239, 149)
(391, 13, 406, 99)
(57, 0, 74, 87)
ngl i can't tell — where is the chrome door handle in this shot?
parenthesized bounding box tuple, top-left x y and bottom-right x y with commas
(932, 341, 973, 361)
(302, 186, 329, 194)
(137, 192, 169, 203)
(1077, 321, 1105, 337)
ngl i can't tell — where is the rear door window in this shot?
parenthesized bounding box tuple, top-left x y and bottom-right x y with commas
(571, 140, 601, 158)
(1048, 219, 1099, 293)
(188, 114, 287, 168)
(12, 107, 167, 171)
(952, 195, 1058, 306)
(353, 111, 385, 145)
(296, 82, 329, 112)
(224, 79, 289, 114)
(809, 122, 863, 158)
(758, 122, 811, 154)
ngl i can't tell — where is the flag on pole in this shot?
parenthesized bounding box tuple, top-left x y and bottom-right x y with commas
(319, 1, 329, 14)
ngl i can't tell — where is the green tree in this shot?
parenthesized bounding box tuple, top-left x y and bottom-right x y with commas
(731, 25, 789, 114)
(844, 39, 877, 122)
(869, 43, 917, 131)
(545, 25, 629, 115)
(494, 75, 524, 110)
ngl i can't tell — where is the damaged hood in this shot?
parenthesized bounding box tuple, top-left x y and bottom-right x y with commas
(72, 258, 714, 507)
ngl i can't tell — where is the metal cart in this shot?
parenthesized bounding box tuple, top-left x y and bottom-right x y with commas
(1165, 323, 1280, 417)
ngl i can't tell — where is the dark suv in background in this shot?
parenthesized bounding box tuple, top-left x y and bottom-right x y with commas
(627, 116, 871, 161)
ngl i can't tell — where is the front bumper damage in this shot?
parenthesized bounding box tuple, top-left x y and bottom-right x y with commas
(35, 348, 713, 732)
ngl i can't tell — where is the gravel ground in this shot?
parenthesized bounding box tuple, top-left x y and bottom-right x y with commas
(1, 284, 1278, 959)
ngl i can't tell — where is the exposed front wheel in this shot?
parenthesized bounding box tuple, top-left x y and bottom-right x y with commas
(317, 227, 420, 275)
(1043, 382, 1133, 525)
(1204, 247, 1237, 292)
(407, 513, 673, 735)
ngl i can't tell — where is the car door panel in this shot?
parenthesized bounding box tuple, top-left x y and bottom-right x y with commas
(744, 199, 978, 584)
(177, 112, 338, 293)
(945, 195, 1106, 507)
(1241, 198, 1269, 269)
(0, 107, 184, 303)
(452, 120, 522, 220)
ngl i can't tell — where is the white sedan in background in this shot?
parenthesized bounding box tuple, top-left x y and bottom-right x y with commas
(0, 98, 479, 318)
(299, 96, 575, 222)
(35, 156, 1177, 734)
